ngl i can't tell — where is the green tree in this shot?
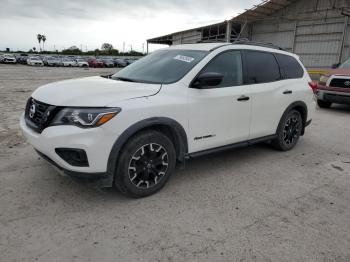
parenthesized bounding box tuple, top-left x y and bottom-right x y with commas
(62, 47, 82, 55)
(37, 34, 42, 51)
(101, 43, 114, 54)
(42, 35, 47, 51)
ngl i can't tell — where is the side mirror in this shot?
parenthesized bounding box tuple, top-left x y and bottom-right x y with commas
(192, 72, 224, 89)
(332, 63, 341, 69)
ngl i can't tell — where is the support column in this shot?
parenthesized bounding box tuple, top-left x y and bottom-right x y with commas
(338, 16, 349, 63)
(291, 21, 298, 53)
(146, 42, 149, 54)
(226, 21, 232, 42)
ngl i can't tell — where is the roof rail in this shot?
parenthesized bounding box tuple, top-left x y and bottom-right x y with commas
(232, 39, 286, 51)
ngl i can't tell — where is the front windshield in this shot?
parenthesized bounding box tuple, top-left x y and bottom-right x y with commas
(112, 49, 208, 84)
(339, 58, 350, 69)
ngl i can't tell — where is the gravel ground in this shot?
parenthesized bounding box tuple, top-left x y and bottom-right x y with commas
(1, 64, 350, 262)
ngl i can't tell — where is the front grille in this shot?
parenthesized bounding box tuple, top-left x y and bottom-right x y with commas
(329, 78, 350, 88)
(25, 98, 58, 133)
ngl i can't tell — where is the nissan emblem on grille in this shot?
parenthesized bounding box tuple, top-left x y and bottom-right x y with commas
(29, 102, 36, 118)
(344, 81, 350, 86)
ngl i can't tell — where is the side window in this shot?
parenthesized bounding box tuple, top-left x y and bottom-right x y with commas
(275, 53, 304, 79)
(245, 51, 281, 84)
(200, 51, 243, 88)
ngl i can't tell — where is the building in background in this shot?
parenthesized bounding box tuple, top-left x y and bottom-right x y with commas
(147, 0, 350, 68)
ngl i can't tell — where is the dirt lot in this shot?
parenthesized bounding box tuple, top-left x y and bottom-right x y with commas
(1, 64, 350, 262)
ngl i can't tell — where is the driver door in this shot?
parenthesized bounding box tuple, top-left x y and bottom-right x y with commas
(187, 50, 251, 153)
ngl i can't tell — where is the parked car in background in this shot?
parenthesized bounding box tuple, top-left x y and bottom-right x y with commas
(1, 54, 17, 64)
(87, 58, 104, 68)
(316, 57, 350, 107)
(16, 54, 29, 64)
(75, 58, 89, 67)
(102, 58, 115, 68)
(20, 42, 315, 197)
(27, 56, 44, 66)
(43, 56, 61, 66)
(113, 58, 128, 68)
(125, 58, 137, 65)
(61, 58, 77, 67)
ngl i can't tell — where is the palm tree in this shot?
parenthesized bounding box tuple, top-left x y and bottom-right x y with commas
(37, 34, 42, 52)
(41, 35, 46, 51)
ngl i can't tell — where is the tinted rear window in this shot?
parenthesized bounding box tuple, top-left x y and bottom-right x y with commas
(276, 54, 304, 79)
(245, 51, 281, 84)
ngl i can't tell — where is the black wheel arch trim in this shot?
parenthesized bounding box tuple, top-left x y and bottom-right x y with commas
(107, 117, 188, 184)
(278, 101, 309, 136)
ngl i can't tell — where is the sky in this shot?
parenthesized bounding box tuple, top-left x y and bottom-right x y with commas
(0, 0, 261, 52)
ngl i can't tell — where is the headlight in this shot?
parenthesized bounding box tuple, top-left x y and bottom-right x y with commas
(51, 107, 121, 128)
(319, 75, 329, 86)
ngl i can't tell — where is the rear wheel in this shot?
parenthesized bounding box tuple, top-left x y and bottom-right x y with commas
(272, 110, 303, 151)
(317, 99, 332, 108)
(114, 130, 176, 198)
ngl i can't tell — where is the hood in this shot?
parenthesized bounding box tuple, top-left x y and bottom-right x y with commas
(325, 68, 350, 77)
(32, 76, 161, 107)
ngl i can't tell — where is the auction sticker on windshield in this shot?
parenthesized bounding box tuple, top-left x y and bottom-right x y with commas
(174, 55, 195, 63)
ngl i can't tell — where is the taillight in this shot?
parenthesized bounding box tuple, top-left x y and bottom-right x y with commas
(308, 81, 318, 93)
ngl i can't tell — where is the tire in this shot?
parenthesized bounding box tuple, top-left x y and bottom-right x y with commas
(114, 130, 176, 198)
(317, 99, 332, 108)
(272, 109, 303, 151)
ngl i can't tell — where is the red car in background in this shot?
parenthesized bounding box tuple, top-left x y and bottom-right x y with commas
(316, 58, 350, 108)
(87, 58, 104, 68)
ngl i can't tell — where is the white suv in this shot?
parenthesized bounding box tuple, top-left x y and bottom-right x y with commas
(20, 43, 316, 197)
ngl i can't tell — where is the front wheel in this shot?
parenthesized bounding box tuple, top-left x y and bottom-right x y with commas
(272, 110, 303, 151)
(114, 130, 176, 198)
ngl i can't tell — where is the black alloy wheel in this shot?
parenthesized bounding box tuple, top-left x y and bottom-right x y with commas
(114, 130, 176, 198)
(283, 114, 301, 146)
(272, 110, 303, 151)
(128, 143, 169, 189)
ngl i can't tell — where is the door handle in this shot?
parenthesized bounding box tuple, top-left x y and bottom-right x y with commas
(283, 90, 293, 95)
(237, 95, 250, 102)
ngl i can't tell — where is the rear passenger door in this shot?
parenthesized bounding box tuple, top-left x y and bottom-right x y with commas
(243, 50, 296, 139)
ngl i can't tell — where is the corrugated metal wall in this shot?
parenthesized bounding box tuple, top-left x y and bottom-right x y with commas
(250, 0, 350, 68)
(172, 31, 202, 45)
(252, 22, 295, 51)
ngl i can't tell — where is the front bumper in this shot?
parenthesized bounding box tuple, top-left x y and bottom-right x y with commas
(316, 89, 350, 105)
(35, 150, 112, 186)
(4, 60, 16, 63)
(20, 114, 116, 176)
